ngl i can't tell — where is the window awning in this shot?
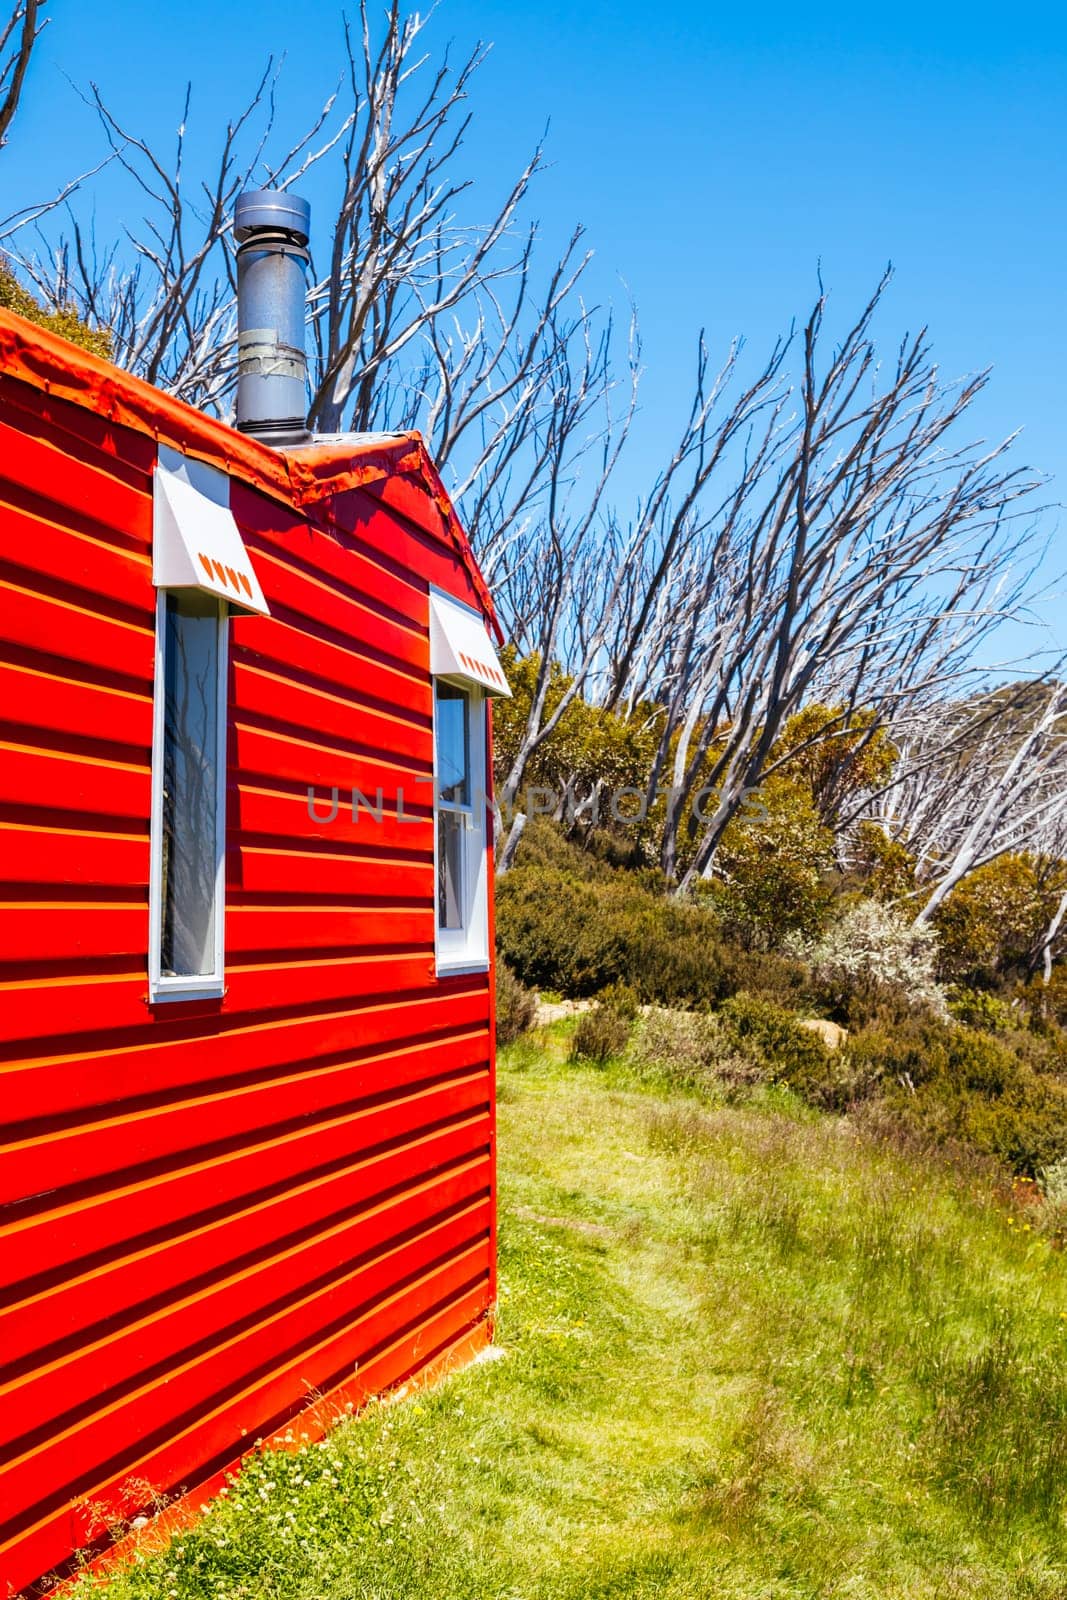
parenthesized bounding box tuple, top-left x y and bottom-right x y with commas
(429, 588, 511, 698)
(153, 445, 269, 617)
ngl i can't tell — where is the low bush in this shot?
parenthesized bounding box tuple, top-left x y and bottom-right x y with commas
(632, 1006, 759, 1096)
(1016, 968, 1067, 1031)
(794, 899, 946, 1027)
(892, 1075, 1067, 1178)
(709, 775, 836, 948)
(724, 948, 812, 1011)
(571, 1004, 632, 1063)
(933, 852, 1067, 988)
(496, 863, 734, 1006)
(495, 868, 622, 995)
(495, 961, 538, 1046)
(947, 986, 1018, 1032)
(502, 814, 618, 882)
(1038, 1155, 1067, 1244)
(596, 980, 641, 1020)
(846, 1015, 1067, 1177)
(497, 822, 818, 1014)
(720, 994, 845, 1108)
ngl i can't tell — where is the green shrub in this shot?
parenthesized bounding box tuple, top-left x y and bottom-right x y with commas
(933, 853, 1067, 988)
(948, 986, 1018, 1032)
(571, 1004, 632, 1063)
(1016, 968, 1067, 1031)
(849, 819, 918, 903)
(632, 1006, 759, 1096)
(495, 869, 622, 995)
(891, 1076, 1067, 1177)
(1037, 1155, 1067, 1244)
(719, 994, 842, 1108)
(498, 822, 820, 1017)
(847, 1015, 1067, 1176)
(0, 261, 113, 358)
(502, 814, 617, 881)
(725, 948, 812, 1011)
(596, 981, 641, 1020)
(495, 863, 733, 1006)
(709, 775, 836, 949)
(495, 961, 537, 1046)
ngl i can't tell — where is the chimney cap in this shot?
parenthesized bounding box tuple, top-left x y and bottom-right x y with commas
(235, 189, 311, 245)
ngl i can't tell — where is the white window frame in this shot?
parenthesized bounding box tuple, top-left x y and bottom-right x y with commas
(148, 590, 229, 1002)
(433, 677, 490, 976)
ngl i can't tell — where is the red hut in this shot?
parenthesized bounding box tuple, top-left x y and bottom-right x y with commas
(0, 190, 509, 1596)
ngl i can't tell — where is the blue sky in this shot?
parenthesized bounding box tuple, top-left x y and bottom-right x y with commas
(5, 0, 1065, 654)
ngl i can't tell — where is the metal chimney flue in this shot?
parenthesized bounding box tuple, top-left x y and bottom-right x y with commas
(234, 189, 311, 448)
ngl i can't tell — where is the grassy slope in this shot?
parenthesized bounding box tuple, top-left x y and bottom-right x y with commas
(71, 1029, 1067, 1600)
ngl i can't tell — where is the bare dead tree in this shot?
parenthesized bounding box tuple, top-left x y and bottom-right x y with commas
(383, 228, 596, 573)
(4, 3, 679, 806)
(4, 4, 1055, 923)
(618, 276, 1045, 891)
(491, 296, 639, 825)
(495, 274, 1049, 890)
(490, 318, 801, 844)
(0, 0, 42, 150)
(11, 66, 345, 407)
(1014, 807, 1067, 982)
(6, 0, 589, 538)
(867, 680, 1067, 927)
(770, 517, 1056, 844)
(304, 6, 544, 437)
(1037, 883, 1067, 985)
(0, 1, 105, 245)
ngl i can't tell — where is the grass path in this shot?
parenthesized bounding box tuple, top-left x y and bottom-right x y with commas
(74, 1033, 1067, 1599)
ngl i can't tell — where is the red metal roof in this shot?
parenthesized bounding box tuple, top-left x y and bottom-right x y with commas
(0, 307, 500, 636)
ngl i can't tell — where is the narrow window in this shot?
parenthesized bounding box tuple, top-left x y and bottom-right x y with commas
(149, 591, 228, 999)
(434, 680, 488, 971)
(436, 682, 470, 930)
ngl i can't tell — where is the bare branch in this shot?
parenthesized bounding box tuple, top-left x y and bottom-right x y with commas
(0, 0, 43, 150)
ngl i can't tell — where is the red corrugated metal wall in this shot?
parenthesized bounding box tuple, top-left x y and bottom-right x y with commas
(0, 364, 496, 1596)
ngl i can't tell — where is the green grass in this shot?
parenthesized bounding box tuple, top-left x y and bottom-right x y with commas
(70, 1028, 1067, 1599)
